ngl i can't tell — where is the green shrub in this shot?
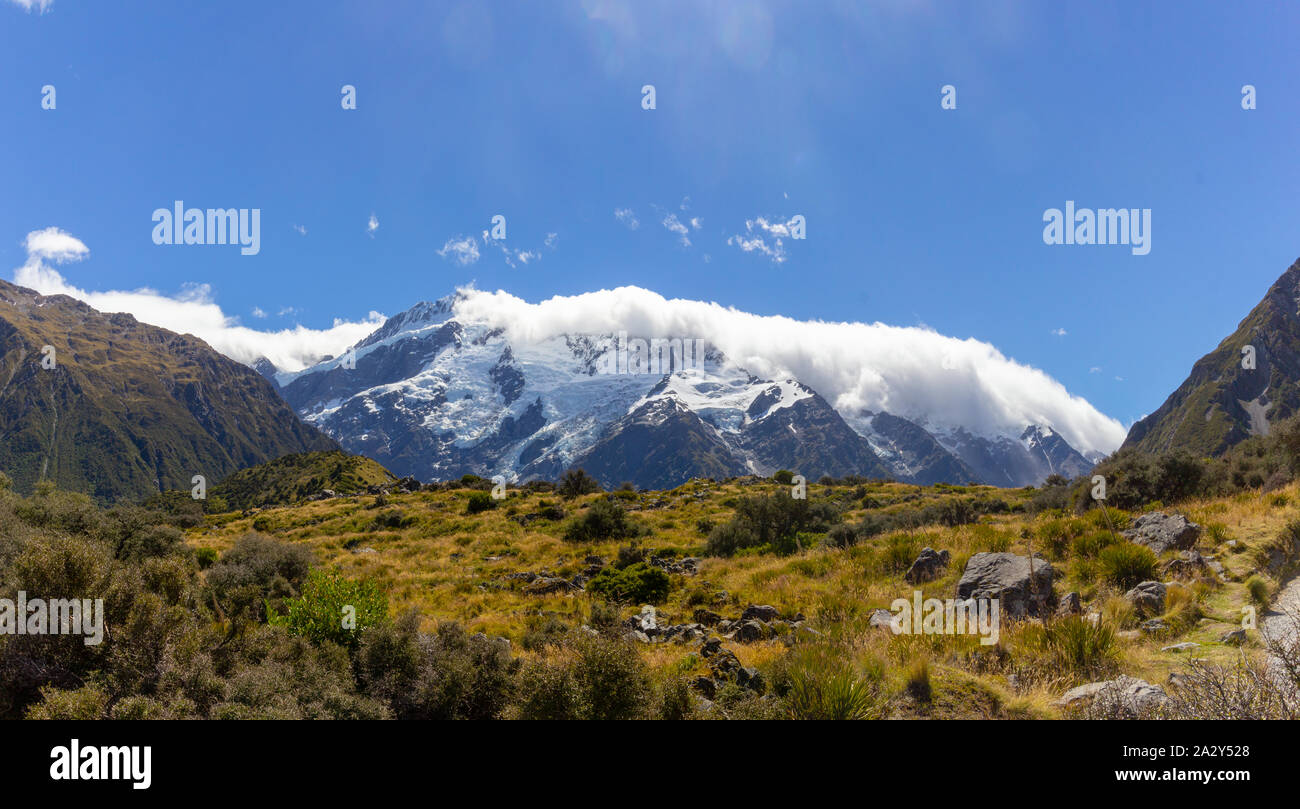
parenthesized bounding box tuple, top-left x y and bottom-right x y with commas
(205, 532, 313, 624)
(465, 492, 498, 515)
(1041, 615, 1118, 677)
(773, 469, 795, 485)
(563, 499, 640, 543)
(1098, 543, 1158, 589)
(268, 568, 387, 649)
(195, 546, 219, 569)
(587, 562, 670, 604)
(780, 653, 887, 720)
(1246, 575, 1271, 605)
(513, 635, 651, 720)
(558, 468, 601, 500)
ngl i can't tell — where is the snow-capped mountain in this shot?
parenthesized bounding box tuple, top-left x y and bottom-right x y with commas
(268, 297, 1096, 489)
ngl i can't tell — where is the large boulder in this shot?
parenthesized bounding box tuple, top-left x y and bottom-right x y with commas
(1121, 512, 1201, 554)
(1125, 580, 1167, 616)
(904, 547, 951, 584)
(956, 552, 1056, 618)
(1056, 675, 1166, 716)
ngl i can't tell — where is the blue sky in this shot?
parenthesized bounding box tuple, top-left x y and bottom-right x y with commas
(3, 0, 1299, 435)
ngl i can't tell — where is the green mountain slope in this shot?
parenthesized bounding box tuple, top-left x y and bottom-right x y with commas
(1124, 257, 1300, 456)
(209, 450, 397, 510)
(0, 280, 337, 503)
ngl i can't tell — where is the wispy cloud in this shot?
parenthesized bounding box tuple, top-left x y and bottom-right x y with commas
(366, 213, 379, 237)
(437, 236, 480, 266)
(252, 306, 268, 319)
(292, 224, 307, 236)
(7, 0, 54, 13)
(12, 228, 384, 372)
(726, 216, 798, 263)
(614, 208, 640, 230)
(662, 213, 691, 247)
(1051, 328, 1067, 337)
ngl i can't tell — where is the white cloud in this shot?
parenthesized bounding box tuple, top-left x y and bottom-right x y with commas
(437, 236, 480, 266)
(24, 227, 87, 263)
(661, 213, 691, 247)
(252, 306, 268, 319)
(12, 228, 385, 373)
(1051, 328, 1067, 337)
(690, 217, 702, 230)
(449, 286, 1127, 455)
(8, 0, 53, 12)
(1089, 366, 1101, 374)
(367, 214, 379, 237)
(292, 224, 307, 236)
(544, 232, 558, 249)
(614, 208, 640, 230)
(726, 216, 798, 263)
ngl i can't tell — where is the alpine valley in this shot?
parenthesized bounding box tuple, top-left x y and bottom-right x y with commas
(262, 293, 1097, 491)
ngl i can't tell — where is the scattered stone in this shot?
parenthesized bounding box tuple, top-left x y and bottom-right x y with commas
(1161, 550, 1219, 581)
(1121, 512, 1201, 554)
(1057, 591, 1083, 616)
(1125, 580, 1167, 616)
(1140, 618, 1168, 635)
(1161, 642, 1200, 652)
(736, 666, 766, 695)
(956, 552, 1056, 618)
(523, 576, 578, 595)
(693, 608, 723, 627)
(1220, 629, 1247, 645)
(869, 608, 896, 630)
(904, 547, 951, 584)
(730, 619, 769, 643)
(741, 604, 780, 623)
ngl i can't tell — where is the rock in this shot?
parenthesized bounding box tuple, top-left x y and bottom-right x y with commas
(692, 608, 723, 627)
(692, 676, 718, 699)
(1140, 618, 1168, 635)
(731, 619, 769, 643)
(1161, 642, 1200, 652)
(1162, 550, 1217, 581)
(1121, 512, 1201, 554)
(956, 552, 1056, 618)
(904, 547, 951, 584)
(736, 666, 766, 695)
(523, 576, 578, 595)
(741, 604, 780, 622)
(699, 637, 725, 658)
(1056, 676, 1167, 715)
(1057, 591, 1083, 616)
(1220, 629, 1247, 645)
(1125, 581, 1167, 616)
(869, 608, 896, 630)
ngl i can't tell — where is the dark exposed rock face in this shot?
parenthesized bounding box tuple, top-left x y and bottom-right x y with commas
(0, 279, 336, 503)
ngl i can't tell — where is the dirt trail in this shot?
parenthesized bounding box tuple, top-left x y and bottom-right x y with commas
(1261, 574, 1300, 696)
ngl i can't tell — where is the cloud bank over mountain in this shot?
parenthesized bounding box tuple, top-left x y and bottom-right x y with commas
(452, 286, 1127, 455)
(12, 228, 384, 372)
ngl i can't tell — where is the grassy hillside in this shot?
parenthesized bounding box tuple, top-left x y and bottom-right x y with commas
(6, 456, 1298, 720)
(205, 450, 398, 511)
(185, 474, 1300, 718)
